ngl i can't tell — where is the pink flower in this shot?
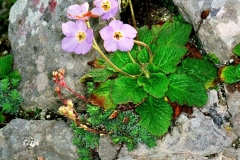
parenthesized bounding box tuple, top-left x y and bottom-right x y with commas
(91, 0, 118, 20)
(67, 2, 91, 21)
(99, 20, 137, 52)
(62, 20, 93, 54)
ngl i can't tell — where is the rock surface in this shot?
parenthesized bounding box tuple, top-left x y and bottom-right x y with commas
(173, 0, 240, 63)
(227, 89, 240, 137)
(99, 108, 238, 160)
(6, 0, 240, 160)
(0, 119, 78, 160)
(8, 0, 103, 110)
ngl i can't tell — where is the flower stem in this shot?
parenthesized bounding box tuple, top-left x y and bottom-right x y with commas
(127, 51, 136, 63)
(134, 40, 153, 63)
(128, 0, 141, 51)
(86, 21, 137, 79)
(92, 44, 136, 78)
(128, 0, 137, 29)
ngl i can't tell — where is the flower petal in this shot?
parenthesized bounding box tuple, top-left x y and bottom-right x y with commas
(67, 5, 82, 19)
(93, 0, 102, 7)
(62, 21, 78, 36)
(102, 8, 118, 20)
(118, 37, 134, 51)
(80, 2, 89, 14)
(100, 26, 114, 40)
(75, 20, 87, 31)
(104, 38, 118, 52)
(74, 40, 92, 54)
(121, 24, 137, 38)
(91, 7, 104, 16)
(109, 20, 123, 31)
(109, 0, 119, 8)
(85, 28, 93, 43)
(62, 37, 79, 53)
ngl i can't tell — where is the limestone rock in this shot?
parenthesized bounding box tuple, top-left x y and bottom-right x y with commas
(99, 109, 237, 160)
(0, 119, 78, 160)
(173, 0, 240, 63)
(8, 0, 103, 110)
(226, 88, 240, 137)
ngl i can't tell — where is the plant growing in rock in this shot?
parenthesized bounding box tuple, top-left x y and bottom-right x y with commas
(54, 0, 219, 159)
(0, 38, 22, 124)
(219, 43, 240, 85)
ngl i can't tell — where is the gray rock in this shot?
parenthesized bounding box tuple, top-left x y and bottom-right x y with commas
(173, 0, 240, 63)
(226, 88, 240, 137)
(8, 0, 104, 110)
(0, 119, 78, 160)
(99, 109, 237, 160)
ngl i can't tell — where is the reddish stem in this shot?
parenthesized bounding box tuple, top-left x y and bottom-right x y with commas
(64, 85, 88, 101)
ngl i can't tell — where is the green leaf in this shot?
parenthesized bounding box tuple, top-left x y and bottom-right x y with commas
(232, 43, 240, 56)
(108, 51, 133, 71)
(146, 63, 161, 73)
(137, 48, 150, 63)
(136, 96, 173, 136)
(0, 54, 13, 78)
(219, 66, 240, 84)
(138, 26, 153, 44)
(178, 58, 218, 89)
(82, 68, 114, 83)
(157, 21, 192, 46)
(111, 76, 148, 104)
(165, 73, 208, 107)
(236, 65, 240, 78)
(203, 54, 221, 64)
(0, 115, 5, 123)
(153, 45, 187, 74)
(122, 63, 141, 75)
(89, 80, 116, 110)
(137, 73, 169, 98)
(8, 70, 22, 88)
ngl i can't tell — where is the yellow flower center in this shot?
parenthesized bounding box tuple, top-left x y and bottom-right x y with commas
(114, 31, 123, 40)
(76, 32, 86, 42)
(101, 1, 111, 11)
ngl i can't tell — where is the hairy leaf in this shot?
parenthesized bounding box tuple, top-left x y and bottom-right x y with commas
(165, 73, 208, 107)
(153, 45, 187, 74)
(178, 58, 218, 89)
(146, 63, 161, 73)
(137, 48, 150, 63)
(138, 26, 153, 44)
(136, 96, 173, 136)
(236, 65, 240, 78)
(219, 65, 240, 84)
(0, 54, 12, 78)
(233, 43, 240, 56)
(137, 73, 169, 98)
(89, 80, 116, 110)
(111, 76, 148, 104)
(107, 51, 133, 71)
(122, 63, 141, 75)
(157, 21, 192, 46)
(82, 68, 114, 83)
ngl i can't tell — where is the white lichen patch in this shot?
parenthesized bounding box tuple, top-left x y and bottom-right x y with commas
(9, 0, 28, 23)
(36, 72, 49, 92)
(35, 56, 46, 72)
(23, 136, 39, 149)
(26, 8, 43, 26)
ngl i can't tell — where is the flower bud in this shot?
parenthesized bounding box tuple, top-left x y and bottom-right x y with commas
(58, 106, 76, 120)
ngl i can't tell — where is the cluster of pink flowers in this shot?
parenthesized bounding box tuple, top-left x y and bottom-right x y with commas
(61, 0, 137, 54)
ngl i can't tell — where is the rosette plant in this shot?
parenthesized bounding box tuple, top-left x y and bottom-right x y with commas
(55, 0, 219, 159)
(218, 42, 240, 84)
